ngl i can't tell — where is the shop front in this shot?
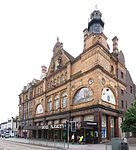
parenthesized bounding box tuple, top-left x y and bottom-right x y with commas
(73, 121, 98, 144)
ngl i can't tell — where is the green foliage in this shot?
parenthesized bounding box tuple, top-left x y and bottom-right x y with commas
(121, 100, 136, 133)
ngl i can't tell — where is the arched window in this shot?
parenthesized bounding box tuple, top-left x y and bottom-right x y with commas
(61, 92, 68, 108)
(101, 88, 115, 104)
(36, 104, 43, 114)
(60, 74, 64, 82)
(54, 95, 60, 110)
(48, 97, 52, 112)
(73, 87, 93, 104)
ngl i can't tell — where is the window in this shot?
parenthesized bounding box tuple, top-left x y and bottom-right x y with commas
(60, 74, 64, 82)
(36, 104, 43, 114)
(101, 115, 107, 138)
(121, 72, 124, 79)
(110, 65, 114, 74)
(110, 117, 114, 137)
(61, 92, 68, 108)
(73, 87, 93, 104)
(54, 60, 59, 71)
(121, 89, 124, 95)
(54, 95, 60, 110)
(130, 86, 133, 93)
(126, 101, 127, 109)
(121, 100, 124, 108)
(48, 98, 52, 112)
(101, 88, 115, 104)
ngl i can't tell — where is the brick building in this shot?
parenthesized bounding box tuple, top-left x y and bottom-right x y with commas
(18, 9, 136, 143)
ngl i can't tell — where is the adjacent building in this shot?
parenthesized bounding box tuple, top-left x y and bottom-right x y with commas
(0, 117, 18, 137)
(18, 9, 136, 143)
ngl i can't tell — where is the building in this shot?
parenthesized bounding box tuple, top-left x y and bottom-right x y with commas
(0, 117, 18, 137)
(18, 9, 136, 143)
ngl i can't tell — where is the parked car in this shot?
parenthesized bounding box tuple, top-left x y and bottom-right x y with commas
(5, 133, 10, 138)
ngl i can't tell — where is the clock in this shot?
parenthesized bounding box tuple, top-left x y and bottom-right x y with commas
(88, 78, 93, 85)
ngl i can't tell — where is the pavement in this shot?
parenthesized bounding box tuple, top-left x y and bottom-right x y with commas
(3, 137, 136, 150)
(3, 137, 107, 150)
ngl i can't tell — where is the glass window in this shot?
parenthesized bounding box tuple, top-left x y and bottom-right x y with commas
(110, 117, 114, 137)
(126, 101, 127, 109)
(121, 89, 124, 95)
(110, 65, 114, 74)
(102, 115, 107, 138)
(61, 92, 68, 108)
(121, 72, 124, 78)
(36, 104, 43, 114)
(101, 88, 115, 104)
(54, 95, 60, 110)
(130, 86, 133, 93)
(48, 97, 52, 112)
(73, 87, 93, 104)
(60, 74, 64, 82)
(121, 100, 124, 108)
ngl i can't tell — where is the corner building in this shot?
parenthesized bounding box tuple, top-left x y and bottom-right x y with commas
(19, 9, 136, 143)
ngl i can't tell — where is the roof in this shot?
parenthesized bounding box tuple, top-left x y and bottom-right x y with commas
(63, 50, 75, 62)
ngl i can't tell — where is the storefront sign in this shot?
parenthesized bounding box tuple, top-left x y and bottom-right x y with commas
(40, 123, 65, 130)
(41, 125, 49, 129)
(50, 124, 65, 129)
(82, 121, 98, 127)
(86, 122, 97, 125)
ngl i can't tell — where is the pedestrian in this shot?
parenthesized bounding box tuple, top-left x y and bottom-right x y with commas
(71, 134, 75, 144)
(82, 136, 86, 144)
(79, 135, 84, 144)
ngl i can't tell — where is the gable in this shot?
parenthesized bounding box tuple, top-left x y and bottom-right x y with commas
(47, 38, 74, 76)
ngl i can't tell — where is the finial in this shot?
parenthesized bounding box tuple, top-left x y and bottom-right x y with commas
(95, 4, 98, 10)
(57, 37, 59, 42)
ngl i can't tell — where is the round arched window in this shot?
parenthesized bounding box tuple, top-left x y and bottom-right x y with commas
(36, 104, 43, 114)
(73, 87, 93, 104)
(101, 88, 115, 104)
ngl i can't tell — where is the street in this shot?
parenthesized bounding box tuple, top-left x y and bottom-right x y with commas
(0, 139, 60, 150)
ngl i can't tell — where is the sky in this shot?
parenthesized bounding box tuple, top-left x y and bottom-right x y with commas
(0, 0, 136, 123)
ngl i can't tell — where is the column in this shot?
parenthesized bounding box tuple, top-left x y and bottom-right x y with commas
(94, 110, 102, 142)
(107, 115, 111, 140)
(114, 117, 119, 137)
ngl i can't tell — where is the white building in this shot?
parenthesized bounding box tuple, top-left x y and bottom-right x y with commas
(0, 117, 18, 137)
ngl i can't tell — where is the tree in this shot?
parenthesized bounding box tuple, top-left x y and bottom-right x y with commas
(121, 100, 136, 137)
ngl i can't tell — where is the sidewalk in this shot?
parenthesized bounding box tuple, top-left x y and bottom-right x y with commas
(4, 137, 136, 150)
(4, 137, 106, 150)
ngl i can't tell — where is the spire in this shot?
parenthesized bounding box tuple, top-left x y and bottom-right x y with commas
(53, 37, 63, 53)
(95, 4, 98, 10)
(57, 37, 59, 43)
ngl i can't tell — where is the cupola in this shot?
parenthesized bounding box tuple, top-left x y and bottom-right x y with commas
(88, 9, 104, 34)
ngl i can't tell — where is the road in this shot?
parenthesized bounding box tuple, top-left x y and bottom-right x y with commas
(0, 139, 61, 150)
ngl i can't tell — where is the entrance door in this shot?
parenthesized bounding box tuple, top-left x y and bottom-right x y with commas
(85, 128, 95, 143)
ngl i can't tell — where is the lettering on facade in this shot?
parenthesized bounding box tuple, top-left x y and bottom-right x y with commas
(87, 122, 97, 125)
(41, 125, 49, 129)
(41, 123, 65, 130)
(50, 124, 65, 129)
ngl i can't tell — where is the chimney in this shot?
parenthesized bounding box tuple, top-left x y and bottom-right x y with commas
(112, 36, 119, 54)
